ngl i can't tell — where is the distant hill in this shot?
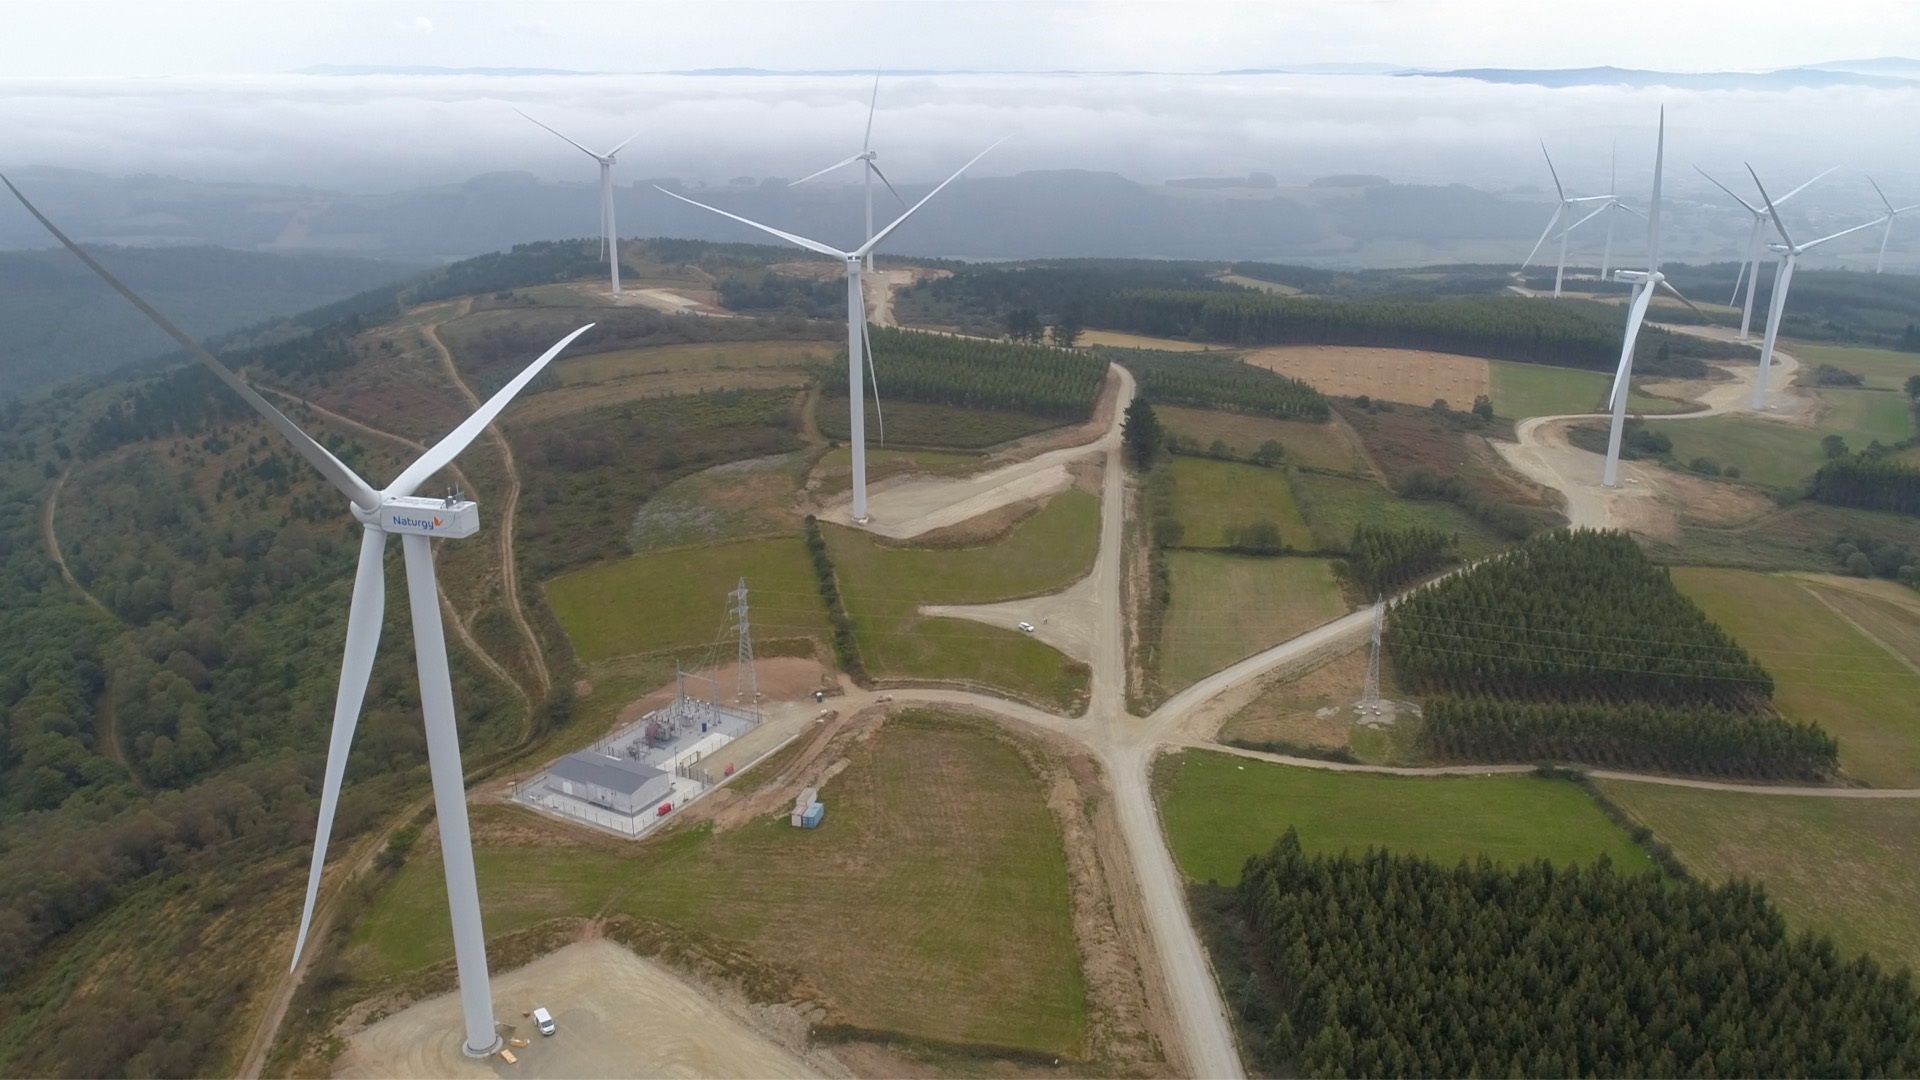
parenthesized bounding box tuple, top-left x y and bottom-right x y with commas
(1410, 64, 1919, 90)
(0, 245, 421, 399)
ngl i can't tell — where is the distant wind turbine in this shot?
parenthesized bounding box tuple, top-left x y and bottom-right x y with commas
(1595, 142, 1646, 280)
(1746, 166, 1887, 409)
(655, 139, 1004, 525)
(1523, 141, 1612, 298)
(1602, 109, 1706, 489)
(790, 72, 902, 272)
(1694, 164, 1834, 339)
(1867, 175, 1920, 273)
(517, 109, 641, 295)
(2, 174, 594, 1060)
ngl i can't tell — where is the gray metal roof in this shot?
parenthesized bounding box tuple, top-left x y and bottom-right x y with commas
(549, 751, 666, 795)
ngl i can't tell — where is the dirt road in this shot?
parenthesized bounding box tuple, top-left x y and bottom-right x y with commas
(424, 301, 552, 699)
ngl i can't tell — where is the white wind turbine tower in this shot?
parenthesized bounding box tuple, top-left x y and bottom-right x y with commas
(1867, 176, 1920, 273)
(656, 139, 1004, 524)
(1601, 109, 1706, 489)
(1746, 166, 1887, 410)
(3, 175, 593, 1060)
(1523, 141, 1612, 298)
(790, 72, 902, 273)
(517, 109, 641, 296)
(1694, 164, 1834, 340)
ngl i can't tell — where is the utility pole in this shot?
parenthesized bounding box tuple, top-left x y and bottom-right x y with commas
(1360, 597, 1384, 710)
(731, 577, 757, 702)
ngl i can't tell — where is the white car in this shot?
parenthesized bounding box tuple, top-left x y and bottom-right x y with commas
(1017, 621, 1036, 633)
(533, 1007, 556, 1036)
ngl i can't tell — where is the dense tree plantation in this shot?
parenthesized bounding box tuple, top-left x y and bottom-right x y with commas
(1389, 530, 1771, 706)
(824, 327, 1109, 419)
(1810, 454, 1920, 517)
(1345, 524, 1455, 594)
(1421, 696, 1838, 779)
(894, 259, 1231, 334)
(1226, 830, 1920, 1078)
(1227, 261, 1520, 298)
(1088, 290, 1723, 374)
(715, 269, 842, 316)
(1107, 348, 1330, 421)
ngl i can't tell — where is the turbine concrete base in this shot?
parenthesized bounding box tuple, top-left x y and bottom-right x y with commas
(462, 1034, 503, 1059)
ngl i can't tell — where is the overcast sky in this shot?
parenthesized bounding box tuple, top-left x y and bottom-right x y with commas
(7, 0, 1920, 77)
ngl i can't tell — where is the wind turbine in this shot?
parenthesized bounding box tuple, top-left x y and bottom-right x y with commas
(1595, 142, 1646, 280)
(790, 72, 903, 272)
(1523, 141, 1612, 298)
(1695, 164, 1834, 340)
(3, 175, 593, 1060)
(1746, 166, 1887, 409)
(517, 109, 641, 296)
(655, 138, 1003, 524)
(1601, 109, 1705, 488)
(1867, 176, 1920, 273)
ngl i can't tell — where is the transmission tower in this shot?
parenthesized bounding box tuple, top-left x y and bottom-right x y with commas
(730, 577, 757, 702)
(1360, 597, 1385, 709)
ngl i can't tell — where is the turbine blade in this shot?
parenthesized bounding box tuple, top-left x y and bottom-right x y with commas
(1541, 142, 1566, 201)
(857, 136, 1007, 258)
(1729, 256, 1749, 306)
(1868, 175, 1895, 214)
(861, 319, 884, 446)
(514, 108, 601, 159)
(1611, 285, 1658, 409)
(867, 161, 907, 208)
(606, 131, 644, 159)
(1800, 216, 1890, 252)
(1776, 165, 1838, 205)
(1693, 166, 1760, 214)
(1523, 206, 1563, 268)
(1899, 204, 1920, 215)
(1647, 107, 1664, 271)
(290, 528, 387, 968)
(385, 324, 595, 498)
(2, 174, 380, 510)
(654, 186, 847, 257)
(1657, 278, 1706, 320)
(863, 70, 881, 152)
(1568, 202, 1611, 233)
(789, 153, 865, 187)
(1747, 165, 1795, 249)
(1616, 202, 1646, 219)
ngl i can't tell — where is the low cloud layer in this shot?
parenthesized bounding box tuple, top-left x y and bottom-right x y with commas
(3, 71, 1917, 206)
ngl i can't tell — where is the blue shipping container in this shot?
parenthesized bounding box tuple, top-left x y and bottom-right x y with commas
(802, 802, 825, 829)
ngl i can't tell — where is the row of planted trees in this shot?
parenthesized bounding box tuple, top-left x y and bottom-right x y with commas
(1109, 348, 1330, 421)
(1232, 830, 1920, 1078)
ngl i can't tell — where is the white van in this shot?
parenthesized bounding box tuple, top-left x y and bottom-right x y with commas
(533, 1007, 556, 1036)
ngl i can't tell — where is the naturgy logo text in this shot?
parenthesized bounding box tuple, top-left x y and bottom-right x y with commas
(391, 515, 446, 531)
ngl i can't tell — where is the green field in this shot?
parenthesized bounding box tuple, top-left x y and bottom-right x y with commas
(1794, 342, 1920, 392)
(1488, 359, 1690, 420)
(810, 445, 983, 499)
(627, 450, 819, 552)
(1657, 388, 1917, 489)
(1156, 405, 1368, 474)
(1673, 567, 1920, 787)
(827, 490, 1099, 709)
(1159, 553, 1348, 692)
(546, 536, 828, 662)
(553, 340, 835, 385)
(1291, 470, 1507, 557)
(353, 713, 1089, 1056)
(1154, 750, 1655, 886)
(1600, 779, 1920, 974)
(1168, 456, 1315, 550)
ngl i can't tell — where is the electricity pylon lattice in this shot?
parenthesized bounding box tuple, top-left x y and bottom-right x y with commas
(730, 577, 756, 702)
(1361, 598, 1385, 707)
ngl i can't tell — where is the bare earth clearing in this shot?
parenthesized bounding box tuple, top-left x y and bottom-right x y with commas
(335, 940, 821, 1079)
(1242, 344, 1491, 405)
